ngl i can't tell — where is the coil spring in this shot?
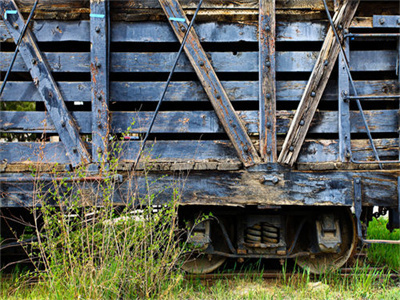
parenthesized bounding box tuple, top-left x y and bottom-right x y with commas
(262, 223, 279, 243)
(245, 224, 262, 243)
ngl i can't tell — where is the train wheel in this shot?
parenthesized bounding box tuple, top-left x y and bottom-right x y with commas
(295, 208, 357, 274)
(181, 253, 226, 274)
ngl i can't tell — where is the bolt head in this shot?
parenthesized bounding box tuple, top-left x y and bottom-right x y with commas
(96, 62, 101, 68)
(61, 121, 66, 128)
(397, 19, 400, 25)
(95, 26, 100, 33)
(216, 94, 221, 99)
(266, 61, 271, 67)
(324, 60, 329, 66)
(31, 58, 37, 65)
(13, 23, 19, 30)
(272, 177, 279, 184)
(97, 94, 102, 100)
(265, 26, 271, 31)
(289, 146, 294, 152)
(379, 18, 385, 25)
(311, 91, 316, 97)
(266, 93, 271, 99)
(299, 120, 305, 126)
(199, 61, 204, 67)
(266, 122, 271, 129)
(355, 178, 361, 184)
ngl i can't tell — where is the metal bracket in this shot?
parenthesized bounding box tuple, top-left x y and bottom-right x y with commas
(373, 15, 400, 28)
(354, 178, 400, 244)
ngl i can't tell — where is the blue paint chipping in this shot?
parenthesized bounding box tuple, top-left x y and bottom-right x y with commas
(90, 13, 105, 18)
(5, 10, 17, 20)
(169, 17, 186, 22)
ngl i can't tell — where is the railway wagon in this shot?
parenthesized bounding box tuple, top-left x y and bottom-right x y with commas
(1, 0, 399, 273)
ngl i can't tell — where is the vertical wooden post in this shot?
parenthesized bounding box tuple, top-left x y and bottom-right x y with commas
(90, 0, 110, 163)
(338, 37, 351, 162)
(259, 0, 276, 162)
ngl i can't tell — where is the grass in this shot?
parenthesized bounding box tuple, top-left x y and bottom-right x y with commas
(367, 218, 400, 272)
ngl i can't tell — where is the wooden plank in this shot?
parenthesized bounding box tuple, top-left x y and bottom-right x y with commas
(2, 138, 399, 166)
(12, 0, 334, 11)
(157, 0, 260, 167)
(1, 80, 397, 102)
(90, 0, 110, 161)
(259, 0, 276, 161)
(278, 0, 360, 166)
(1, 20, 330, 43)
(338, 38, 351, 162)
(0, 0, 91, 167)
(1, 50, 396, 73)
(2, 110, 398, 134)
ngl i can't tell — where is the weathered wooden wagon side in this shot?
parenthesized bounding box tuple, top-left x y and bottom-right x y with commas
(1, 0, 399, 273)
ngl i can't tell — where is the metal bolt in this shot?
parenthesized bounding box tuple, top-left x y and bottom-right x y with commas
(95, 26, 101, 33)
(97, 94, 102, 100)
(216, 94, 221, 99)
(379, 18, 385, 25)
(266, 25, 271, 31)
(345, 135, 348, 139)
(342, 90, 348, 96)
(96, 62, 101, 68)
(397, 19, 400, 25)
(355, 178, 361, 184)
(266, 122, 271, 129)
(180, 25, 186, 32)
(311, 91, 316, 97)
(299, 120, 305, 126)
(272, 177, 279, 184)
(289, 146, 294, 152)
(61, 121, 66, 128)
(266, 61, 271, 67)
(199, 61, 204, 67)
(72, 148, 78, 154)
(338, 24, 343, 30)
(324, 60, 329, 66)
(31, 58, 37, 65)
(98, 124, 103, 129)
(266, 93, 271, 99)
(266, 149, 271, 155)
(13, 23, 19, 30)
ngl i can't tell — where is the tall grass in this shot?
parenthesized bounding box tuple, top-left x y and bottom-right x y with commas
(2, 151, 186, 299)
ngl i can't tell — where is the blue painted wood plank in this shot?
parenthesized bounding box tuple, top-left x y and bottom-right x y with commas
(1, 51, 396, 73)
(1, 80, 397, 102)
(2, 110, 398, 134)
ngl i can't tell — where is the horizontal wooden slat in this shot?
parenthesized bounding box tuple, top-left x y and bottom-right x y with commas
(1, 110, 397, 134)
(2, 138, 397, 165)
(11, 0, 334, 12)
(0, 20, 333, 43)
(0, 51, 396, 73)
(1, 80, 397, 102)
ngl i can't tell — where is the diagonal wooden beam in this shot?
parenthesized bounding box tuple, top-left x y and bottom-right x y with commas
(90, 0, 110, 162)
(158, 0, 260, 167)
(259, 0, 276, 162)
(0, 0, 91, 167)
(277, 0, 359, 166)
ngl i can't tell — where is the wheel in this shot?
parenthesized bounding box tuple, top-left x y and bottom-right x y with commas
(295, 208, 357, 274)
(181, 253, 227, 274)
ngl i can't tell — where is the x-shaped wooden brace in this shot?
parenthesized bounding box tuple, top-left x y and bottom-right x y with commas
(278, 0, 360, 166)
(0, 0, 91, 167)
(158, 0, 260, 167)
